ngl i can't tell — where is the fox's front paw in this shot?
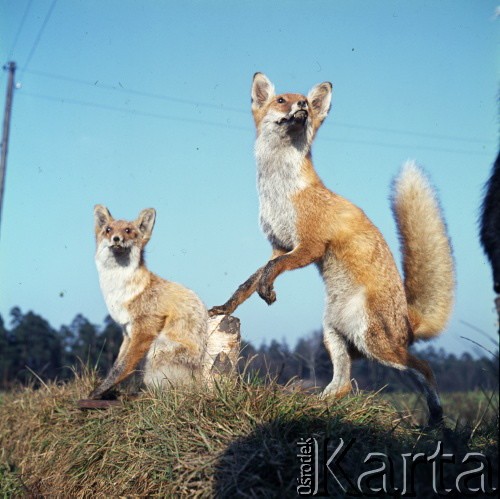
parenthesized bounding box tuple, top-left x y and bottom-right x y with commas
(208, 304, 233, 317)
(89, 388, 103, 400)
(89, 386, 119, 400)
(257, 280, 276, 305)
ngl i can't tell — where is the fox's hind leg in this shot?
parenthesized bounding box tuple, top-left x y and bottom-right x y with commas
(368, 342, 443, 425)
(404, 354, 443, 425)
(321, 327, 353, 399)
(143, 336, 198, 390)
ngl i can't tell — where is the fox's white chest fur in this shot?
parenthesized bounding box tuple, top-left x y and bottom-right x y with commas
(95, 243, 145, 328)
(255, 134, 307, 251)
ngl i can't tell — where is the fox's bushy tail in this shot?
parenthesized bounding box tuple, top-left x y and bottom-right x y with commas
(391, 161, 455, 340)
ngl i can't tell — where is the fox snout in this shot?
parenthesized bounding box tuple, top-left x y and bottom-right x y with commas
(111, 234, 123, 245)
(277, 107, 309, 127)
(292, 108, 308, 124)
(103, 227, 130, 247)
(276, 99, 308, 122)
(104, 231, 133, 257)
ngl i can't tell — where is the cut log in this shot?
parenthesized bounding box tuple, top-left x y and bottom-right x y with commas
(205, 314, 241, 376)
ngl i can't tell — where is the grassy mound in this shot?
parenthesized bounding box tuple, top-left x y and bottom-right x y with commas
(0, 373, 497, 497)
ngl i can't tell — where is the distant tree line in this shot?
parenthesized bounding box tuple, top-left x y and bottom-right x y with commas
(0, 307, 498, 393)
(0, 307, 121, 388)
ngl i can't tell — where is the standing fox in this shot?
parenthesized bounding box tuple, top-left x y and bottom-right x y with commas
(90, 205, 209, 399)
(209, 73, 454, 424)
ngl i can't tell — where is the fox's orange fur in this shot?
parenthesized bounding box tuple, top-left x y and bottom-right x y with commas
(209, 73, 454, 424)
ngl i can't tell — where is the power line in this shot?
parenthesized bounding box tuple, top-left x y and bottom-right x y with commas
(20, 91, 250, 132)
(20, 67, 494, 146)
(331, 121, 491, 146)
(21, 68, 247, 115)
(7, 0, 34, 60)
(318, 133, 491, 156)
(19, 91, 492, 157)
(21, 0, 58, 76)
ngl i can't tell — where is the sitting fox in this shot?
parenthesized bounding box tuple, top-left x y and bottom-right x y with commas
(210, 73, 455, 424)
(90, 205, 209, 399)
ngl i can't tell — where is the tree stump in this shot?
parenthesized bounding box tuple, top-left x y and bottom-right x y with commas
(205, 314, 241, 377)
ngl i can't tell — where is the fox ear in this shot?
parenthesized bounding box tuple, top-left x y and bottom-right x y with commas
(252, 73, 275, 110)
(307, 82, 332, 121)
(136, 208, 156, 239)
(94, 205, 113, 230)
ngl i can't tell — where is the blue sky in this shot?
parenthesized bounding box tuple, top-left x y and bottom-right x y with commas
(0, 1, 498, 355)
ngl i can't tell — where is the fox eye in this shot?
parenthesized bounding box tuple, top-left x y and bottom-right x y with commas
(125, 228, 131, 234)
(277, 97, 285, 104)
(105, 226, 112, 233)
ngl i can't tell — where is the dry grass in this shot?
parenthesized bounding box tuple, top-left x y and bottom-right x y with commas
(385, 390, 499, 427)
(0, 372, 498, 497)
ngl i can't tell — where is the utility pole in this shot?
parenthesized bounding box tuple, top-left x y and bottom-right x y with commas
(0, 61, 17, 238)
